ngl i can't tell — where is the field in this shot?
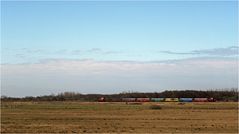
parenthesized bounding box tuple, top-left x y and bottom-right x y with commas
(1, 101, 238, 133)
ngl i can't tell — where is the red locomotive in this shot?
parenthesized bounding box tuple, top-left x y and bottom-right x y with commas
(98, 97, 105, 102)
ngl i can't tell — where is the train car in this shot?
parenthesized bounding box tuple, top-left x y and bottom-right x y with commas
(165, 98, 179, 102)
(208, 97, 215, 102)
(98, 97, 105, 102)
(136, 98, 150, 102)
(193, 98, 208, 102)
(151, 98, 165, 102)
(122, 98, 136, 102)
(179, 98, 193, 102)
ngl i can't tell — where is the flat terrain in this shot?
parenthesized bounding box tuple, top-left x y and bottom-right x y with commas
(1, 101, 238, 133)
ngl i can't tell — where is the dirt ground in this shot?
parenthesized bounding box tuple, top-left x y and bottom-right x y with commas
(1, 101, 238, 133)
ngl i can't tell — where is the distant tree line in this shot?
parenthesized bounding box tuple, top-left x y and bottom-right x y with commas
(1, 88, 238, 102)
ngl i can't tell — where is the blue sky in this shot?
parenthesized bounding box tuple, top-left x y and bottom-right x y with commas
(1, 1, 238, 97)
(2, 1, 237, 63)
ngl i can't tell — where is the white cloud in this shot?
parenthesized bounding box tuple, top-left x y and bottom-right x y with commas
(160, 46, 239, 56)
(1, 57, 238, 97)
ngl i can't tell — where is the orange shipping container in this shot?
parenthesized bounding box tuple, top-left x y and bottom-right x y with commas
(193, 98, 208, 102)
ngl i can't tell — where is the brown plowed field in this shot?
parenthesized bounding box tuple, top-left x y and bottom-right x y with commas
(1, 102, 238, 133)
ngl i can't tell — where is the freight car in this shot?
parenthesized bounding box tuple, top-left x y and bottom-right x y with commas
(179, 98, 193, 102)
(193, 98, 208, 102)
(136, 98, 150, 102)
(151, 98, 164, 102)
(122, 98, 136, 102)
(165, 98, 179, 102)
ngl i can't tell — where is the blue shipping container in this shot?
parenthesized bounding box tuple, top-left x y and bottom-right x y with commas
(179, 98, 193, 102)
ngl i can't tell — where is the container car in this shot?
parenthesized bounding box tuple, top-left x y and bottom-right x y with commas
(179, 98, 193, 102)
(165, 98, 179, 102)
(151, 98, 165, 102)
(193, 98, 208, 102)
(136, 98, 150, 102)
(122, 98, 136, 102)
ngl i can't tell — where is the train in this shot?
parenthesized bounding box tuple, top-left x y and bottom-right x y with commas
(98, 97, 216, 102)
(121, 97, 215, 102)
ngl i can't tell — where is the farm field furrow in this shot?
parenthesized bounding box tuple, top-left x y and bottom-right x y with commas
(1, 102, 238, 133)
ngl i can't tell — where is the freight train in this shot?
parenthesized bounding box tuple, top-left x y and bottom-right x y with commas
(121, 97, 215, 102)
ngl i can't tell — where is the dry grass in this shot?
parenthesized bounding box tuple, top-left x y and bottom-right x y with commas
(1, 101, 238, 133)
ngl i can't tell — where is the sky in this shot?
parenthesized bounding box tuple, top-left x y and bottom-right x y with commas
(1, 1, 238, 97)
